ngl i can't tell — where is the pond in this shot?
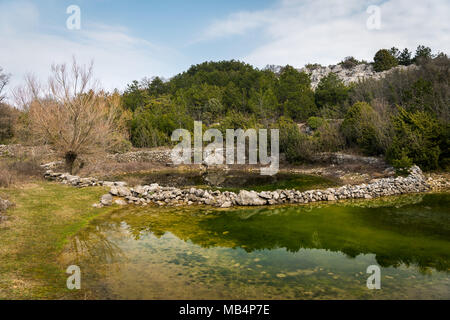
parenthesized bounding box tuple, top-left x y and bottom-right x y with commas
(107, 170, 339, 192)
(60, 193, 450, 299)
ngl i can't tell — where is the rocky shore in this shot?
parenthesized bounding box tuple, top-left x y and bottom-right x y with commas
(43, 165, 432, 208)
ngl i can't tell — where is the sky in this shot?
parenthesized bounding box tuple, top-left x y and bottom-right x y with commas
(1, 0, 449, 93)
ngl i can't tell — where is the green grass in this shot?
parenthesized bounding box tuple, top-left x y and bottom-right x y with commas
(0, 181, 115, 299)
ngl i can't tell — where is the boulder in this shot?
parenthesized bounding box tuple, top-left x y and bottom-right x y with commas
(100, 194, 113, 206)
(220, 201, 232, 208)
(235, 190, 267, 206)
(110, 186, 131, 197)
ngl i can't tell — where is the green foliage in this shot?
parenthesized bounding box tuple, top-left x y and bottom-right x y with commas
(0, 103, 16, 143)
(218, 110, 258, 133)
(349, 55, 450, 121)
(391, 149, 413, 175)
(338, 56, 365, 69)
(373, 49, 398, 72)
(414, 45, 433, 63)
(278, 66, 317, 121)
(276, 117, 314, 163)
(130, 96, 193, 148)
(122, 80, 147, 111)
(341, 102, 384, 155)
(314, 73, 349, 108)
(307, 117, 325, 130)
(118, 54, 448, 168)
(398, 48, 412, 66)
(387, 107, 445, 171)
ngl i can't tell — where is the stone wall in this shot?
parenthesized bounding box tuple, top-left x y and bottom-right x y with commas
(106, 149, 172, 164)
(43, 165, 430, 208)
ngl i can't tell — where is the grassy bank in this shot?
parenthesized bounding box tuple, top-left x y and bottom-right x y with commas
(0, 181, 114, 299)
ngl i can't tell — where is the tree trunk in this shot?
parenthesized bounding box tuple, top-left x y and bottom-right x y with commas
(65, 151, 77, 174)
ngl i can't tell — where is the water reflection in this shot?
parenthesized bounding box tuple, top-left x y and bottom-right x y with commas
(61, 193, 450, 299)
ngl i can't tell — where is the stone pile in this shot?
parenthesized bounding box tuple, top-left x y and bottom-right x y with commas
(44, 170, 127, 188)
(86, 165, 430, 208)
(107, 149, 172, 164)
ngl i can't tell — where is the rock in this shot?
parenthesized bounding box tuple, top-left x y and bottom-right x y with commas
(114, 199, 128, 206)
(0, 198, 13, 212)
(100, 194, 113, 206)
(132, 185, 146, 196)
(109, 186, 119, 196)
(235, 190, 267, 206)
(102, 181, 115, 187)
(92, 203, 103, 208)
(221, 201, 232, 208)
(327, 194, 336, 201)
(116, 186, 131, 197)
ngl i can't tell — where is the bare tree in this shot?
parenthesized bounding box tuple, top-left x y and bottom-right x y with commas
(20, 58, 126, 173)
(0, 67, 10, 103)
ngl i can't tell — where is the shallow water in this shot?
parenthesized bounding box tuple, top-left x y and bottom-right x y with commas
(107, 170, 338, 192)
(61, 193, 450, 299)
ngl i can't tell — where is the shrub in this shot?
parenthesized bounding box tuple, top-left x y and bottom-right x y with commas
(276, 117, 315, 163)
(314, 73, 349, 108)
(341, 102, 384, 155)
(338, 57, 363, 69)
(307, 117, 325, 130)
(387, 107, 445, 171)
(315, 121, 345, 152)
(391, 149, 413, 176)
(0, 103, 17, 144)
(373, 49, 398, 72)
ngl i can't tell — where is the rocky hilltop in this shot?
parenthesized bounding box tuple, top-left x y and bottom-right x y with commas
(296, 63, 418, 89)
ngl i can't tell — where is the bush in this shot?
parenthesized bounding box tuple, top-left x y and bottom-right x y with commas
(341, 102, 384, 155)
(314, 122, 345, 152)
(0, 103, 17, 144)
(307, 117, 325, 130)
(338, 57, 363, 69)
(373, 49, 398, 72)
(391, 149, 413, 176)
(314, 73, 349, 108)
(387, 107, 445, 171)
(276, 117, 315, 163)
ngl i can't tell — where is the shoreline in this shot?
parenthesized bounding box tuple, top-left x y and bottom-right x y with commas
(43, 165, 441, 209)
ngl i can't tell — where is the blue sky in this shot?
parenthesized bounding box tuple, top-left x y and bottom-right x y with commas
(1, 0, 449, 91)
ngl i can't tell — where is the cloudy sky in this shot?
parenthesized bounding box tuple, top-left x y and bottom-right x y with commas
(1, 0, 449, 92)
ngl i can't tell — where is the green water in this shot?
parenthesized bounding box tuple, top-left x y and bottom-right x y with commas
(62, 193, 450, 300)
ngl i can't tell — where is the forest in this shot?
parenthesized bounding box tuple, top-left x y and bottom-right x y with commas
(1, 45, 449, 172)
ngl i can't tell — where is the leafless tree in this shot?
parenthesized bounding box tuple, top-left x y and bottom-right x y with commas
(18, 58, 127, 173)
(0, 67, 10, 103)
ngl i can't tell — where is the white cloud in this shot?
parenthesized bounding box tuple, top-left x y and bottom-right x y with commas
(201, 0, 450, 68)
(0, 1, 182, 96)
